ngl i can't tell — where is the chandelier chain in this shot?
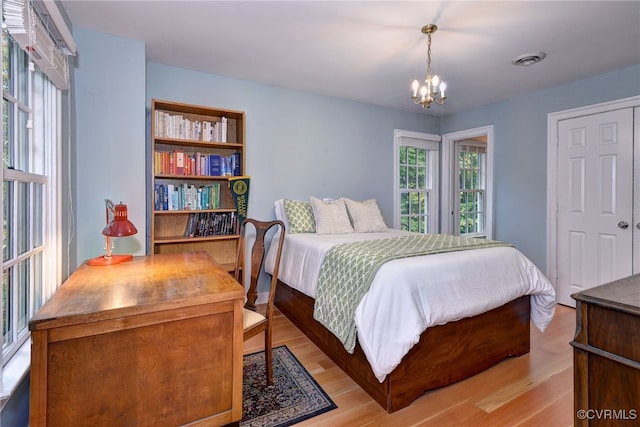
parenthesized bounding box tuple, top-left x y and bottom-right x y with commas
(426, 32, 432, 78)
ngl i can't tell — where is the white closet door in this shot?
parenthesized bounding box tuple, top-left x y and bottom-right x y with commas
(556, 108, 634, 306)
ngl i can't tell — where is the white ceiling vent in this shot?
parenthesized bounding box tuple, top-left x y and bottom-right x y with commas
(511, 52, 547, 67)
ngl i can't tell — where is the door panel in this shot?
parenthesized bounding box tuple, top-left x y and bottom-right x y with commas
(556, 108, 633, 306)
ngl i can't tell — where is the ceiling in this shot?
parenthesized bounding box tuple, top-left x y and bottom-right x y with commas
(59, 1, 640, 116)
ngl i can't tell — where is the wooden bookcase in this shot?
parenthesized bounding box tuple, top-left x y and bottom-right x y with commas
(151, 99, 245, 272)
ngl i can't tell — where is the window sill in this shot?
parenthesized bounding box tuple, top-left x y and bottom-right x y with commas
(0, 340, 30, 410)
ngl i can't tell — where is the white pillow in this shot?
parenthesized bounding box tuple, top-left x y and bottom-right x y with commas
(310, 196, 354, 234)
(273, 199, 290, 230)
(342, 198, 388, 232)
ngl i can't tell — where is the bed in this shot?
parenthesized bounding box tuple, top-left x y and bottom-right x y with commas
(264, 198, 556, 413)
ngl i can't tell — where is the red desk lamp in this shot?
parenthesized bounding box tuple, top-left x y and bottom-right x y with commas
(87, 200, 138, 266)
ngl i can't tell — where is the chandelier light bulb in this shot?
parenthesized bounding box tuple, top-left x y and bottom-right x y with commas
(439, 82, 446, 97)
(412, 79, 420, 97)
(432, 75, 439, 88)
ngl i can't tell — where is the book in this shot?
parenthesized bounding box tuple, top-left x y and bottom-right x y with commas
(227, 119, 237, 143)
(221, 117, 227, 143)
(174, 150, 185, 175)
(232, 152, 241, 176)
(184, 213, 197, 237)
(209, 154, 222, 176)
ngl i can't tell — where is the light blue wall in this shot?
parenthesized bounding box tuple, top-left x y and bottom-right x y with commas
(73, 28, 147, 267)
(71, 26, 640, 272)
(440, 64, 640, 268)
(147, 63, 438, 225)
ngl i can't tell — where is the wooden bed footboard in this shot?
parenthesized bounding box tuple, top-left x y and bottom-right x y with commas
(274, 280, 531, 413)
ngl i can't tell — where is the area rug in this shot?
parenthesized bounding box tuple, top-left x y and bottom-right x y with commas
(241, 345, 337, 427)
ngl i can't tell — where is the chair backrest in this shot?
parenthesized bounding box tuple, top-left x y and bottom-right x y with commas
(234, 218, 286, 313)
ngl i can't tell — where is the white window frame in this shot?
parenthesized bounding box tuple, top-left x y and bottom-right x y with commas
(442, 125, 494, 239)
(393, 129, 440, 233)
(1, 31, 63, 404)
(454, 141, 487, 237)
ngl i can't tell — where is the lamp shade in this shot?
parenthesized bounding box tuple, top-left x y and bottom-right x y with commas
(102, 202, 137, 237)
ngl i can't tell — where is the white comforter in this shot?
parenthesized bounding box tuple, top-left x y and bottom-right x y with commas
(265, 229, 556, 382)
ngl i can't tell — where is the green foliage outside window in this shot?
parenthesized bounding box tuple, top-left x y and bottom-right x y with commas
(399, 145, 430, 233)
(458, 150, 485, 235)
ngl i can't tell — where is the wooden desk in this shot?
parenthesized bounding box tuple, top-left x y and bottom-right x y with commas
(29, 252, 244, 427)
(571, 274, 640, 426)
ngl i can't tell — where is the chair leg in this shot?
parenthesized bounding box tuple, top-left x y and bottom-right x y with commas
(265, 328, 273, 385)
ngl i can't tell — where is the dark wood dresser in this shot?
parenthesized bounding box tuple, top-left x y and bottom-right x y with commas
(571, 274, 640, 426)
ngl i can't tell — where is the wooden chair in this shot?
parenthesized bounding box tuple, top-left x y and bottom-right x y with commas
(234, 218, 285, 385)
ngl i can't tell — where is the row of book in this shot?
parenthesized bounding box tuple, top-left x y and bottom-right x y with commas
(154, 183, 221, 211)
(155, 150, 241, 177)
(184, 212, 238, 238)
(154, 111, 237, 143)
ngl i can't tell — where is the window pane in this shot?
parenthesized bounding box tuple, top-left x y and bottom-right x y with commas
(417, 166, 426, 190)
(399, 146, 407, 164)
(2, 31, 9, 92)
(18, 259, 28, 332)
(33, 183, 43, 247)
(409, 216, 419, 233)
(400, 192, 409, 215)
(33, 251, 43, 311)
(3, 181, 12, 261)
(17, 181, 29, 255)
(32, 74, 48, 175)
(408, 166, 416, 189)
(16, 47, 29, 103)
(17, 108, 29, 171)
(410, 192, 420, 215)
(423, 193, 429, 232)
(399, 166, 407, 189)
(3, 99, 11, 169)
(417, 148, 426, 165)
(400, 216, 408, 230)
(2, 269, 12, 350)
(407, 147, 416, 165)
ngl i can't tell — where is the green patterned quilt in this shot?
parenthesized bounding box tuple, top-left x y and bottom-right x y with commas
(312, 233, 512, 353)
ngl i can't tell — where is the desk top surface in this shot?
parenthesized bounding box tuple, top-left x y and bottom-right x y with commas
(572, 273, 640, 314)
(29, 252, 244, 331)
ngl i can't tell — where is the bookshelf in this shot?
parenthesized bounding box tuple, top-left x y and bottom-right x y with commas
(151, 99, 246, 272)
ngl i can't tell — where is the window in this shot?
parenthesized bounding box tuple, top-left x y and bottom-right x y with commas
(455, 141, 486, 236)
(442, 126, 494, 239)
(1, 28, 62, 400)
(393, 130, 440, 233)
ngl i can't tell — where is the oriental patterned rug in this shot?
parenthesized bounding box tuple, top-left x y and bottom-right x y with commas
(241, 345, 337, 427)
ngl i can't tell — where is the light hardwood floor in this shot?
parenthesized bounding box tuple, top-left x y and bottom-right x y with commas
(244, 304, 576, 427)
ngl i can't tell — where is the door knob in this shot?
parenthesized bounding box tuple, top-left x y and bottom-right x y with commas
(618, 221, 629, 229)
(637, 223, 640, 230)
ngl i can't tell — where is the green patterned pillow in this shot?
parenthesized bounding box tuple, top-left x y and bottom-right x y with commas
(283, 199, 316, 233)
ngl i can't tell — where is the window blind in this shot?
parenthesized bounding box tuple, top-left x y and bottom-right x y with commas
(3, 0, 76, 90)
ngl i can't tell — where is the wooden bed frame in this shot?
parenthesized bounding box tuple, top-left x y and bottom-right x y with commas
(275, 280, 531, 413)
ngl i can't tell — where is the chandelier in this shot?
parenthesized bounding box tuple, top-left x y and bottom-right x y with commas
(411, 24, 447, 109)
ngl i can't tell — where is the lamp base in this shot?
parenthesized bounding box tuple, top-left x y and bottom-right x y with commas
(87, 254, 133, 266)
